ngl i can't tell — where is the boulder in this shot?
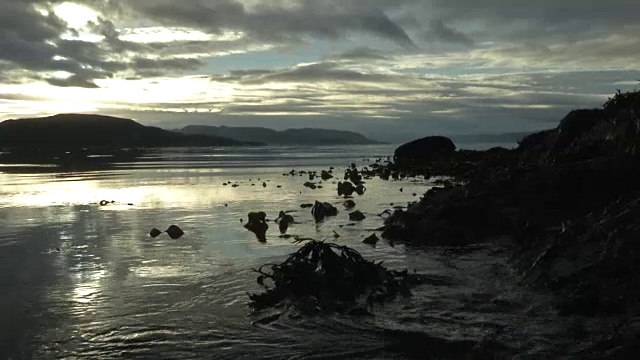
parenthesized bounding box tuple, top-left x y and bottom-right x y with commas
(165, 225, 184, 239)
(349, 210, 366, 221)
(245, 211, 269, 241)
(276, 210, 294, 234)
(311, 201, 338, 222)
(363, 233, 379, 246)
(394, 136, 456, 166)
(321, 170, 333, 180)
(149, 228, 162, 238)
(337, 181, 356, 197)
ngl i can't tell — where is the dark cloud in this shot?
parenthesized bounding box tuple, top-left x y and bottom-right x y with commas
(330, 47, 391, 61)
(46, 74, 100, 88)
(424, 20, 474, 46)
(212, 62, 400, 85)
(133, 57, 204, 72)
(124, 0, 414, 47)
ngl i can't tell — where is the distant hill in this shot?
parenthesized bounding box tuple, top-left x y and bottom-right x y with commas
(179, 125, 383, 145)
(0, 114, 261, 149)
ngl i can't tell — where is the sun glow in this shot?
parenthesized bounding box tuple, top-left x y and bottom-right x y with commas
(53, 2, 98, 29)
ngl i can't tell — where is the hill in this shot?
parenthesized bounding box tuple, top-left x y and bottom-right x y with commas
(179, 125, 383, 145)
(0, 114, 260, 149)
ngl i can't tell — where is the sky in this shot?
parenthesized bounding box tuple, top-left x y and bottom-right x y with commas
(1, 0, 639, 142)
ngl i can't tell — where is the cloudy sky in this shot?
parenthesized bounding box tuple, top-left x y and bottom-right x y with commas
(1, 0, 639, 142)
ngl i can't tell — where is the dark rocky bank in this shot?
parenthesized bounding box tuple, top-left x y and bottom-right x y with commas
(373, 89, 640, 357)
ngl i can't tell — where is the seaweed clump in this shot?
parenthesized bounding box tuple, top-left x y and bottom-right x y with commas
(248, 240, 424, 314)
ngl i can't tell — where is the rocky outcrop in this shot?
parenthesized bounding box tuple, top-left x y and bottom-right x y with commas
(393, 136, 456, 166)
(375, 89, 640, 354)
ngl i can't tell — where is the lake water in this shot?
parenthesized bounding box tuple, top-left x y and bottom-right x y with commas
(0, 144, 604, 359)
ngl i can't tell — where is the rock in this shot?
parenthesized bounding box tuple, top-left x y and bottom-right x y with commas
(99, 200, 109, 206)
(276, 210, 294, 234)
(394, 136, 456, 166)
(165, 225, 184, 239)
(355, 184, 366, 195)
(311, 201, 338, 222)
(337, 181, 356, 197)
(263, 182, 267, 187)
(349, 210, 366, 221)
(303, 182, 317, 189)
(300, 203, 314, 208)
(343, 200, 356, 209)
(245, 211, 269, 241)
(149, 228, 162, 238)
(344, 167, 363, 184)
(321, 170, 333, 180)
(363, 233, 379, 246)
(248, 211, 267, 223)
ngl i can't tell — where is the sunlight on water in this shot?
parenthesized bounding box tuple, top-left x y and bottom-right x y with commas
(0, 146, 582, 358)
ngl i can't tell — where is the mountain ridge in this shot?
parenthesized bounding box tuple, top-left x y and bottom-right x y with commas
(179, 125, 384, 145)
(0, 114, 261, 149)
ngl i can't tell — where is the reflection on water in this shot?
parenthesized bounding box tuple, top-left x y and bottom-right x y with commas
(0, 146, 601, 358)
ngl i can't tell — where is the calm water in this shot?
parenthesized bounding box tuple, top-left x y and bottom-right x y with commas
(0, 145, 605, 359)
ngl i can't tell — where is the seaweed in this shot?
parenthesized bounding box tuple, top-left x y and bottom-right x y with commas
(247, 240, 425, 314)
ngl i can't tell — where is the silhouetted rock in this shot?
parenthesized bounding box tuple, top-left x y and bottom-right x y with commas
(337, 181, 356, 197)
(393, 136, 456, 166)
(165, 225, 184, 239)
(321, 170, 333, 180)
(245, 211, 268, 241)
(149, 228, 162, 238)
(311, 201, 338, 222)
(349, 210, 366, 221)
(303, 182, 317, 189)
(276, 211, 294, 234)
(363, 233, 379, 246)
(343, 200, 356, 209)
(300, 203, 314, 208)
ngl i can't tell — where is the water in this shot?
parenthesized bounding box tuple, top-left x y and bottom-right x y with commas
(0, 145, 604, 359)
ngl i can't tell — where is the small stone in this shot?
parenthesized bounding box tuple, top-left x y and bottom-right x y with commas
(363, 233, 379, 246)
(150, 228, 162, 238)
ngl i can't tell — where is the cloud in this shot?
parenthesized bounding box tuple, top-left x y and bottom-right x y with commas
(46, 74, 100, 88)
(124, 0, 414, 47)
(424, 20, 474, 46)
(212, 61, 405, 85)
(330, 47, 391, 61)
